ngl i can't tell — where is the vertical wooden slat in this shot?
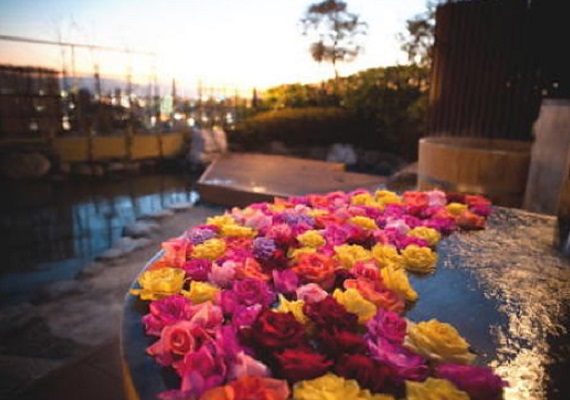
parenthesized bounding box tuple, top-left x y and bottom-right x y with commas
(428, 0, 540, 141)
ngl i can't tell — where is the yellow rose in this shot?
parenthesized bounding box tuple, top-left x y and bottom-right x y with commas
(288, 246, 316, 262)
(182, 281, 219, 304)
(351, 192, 374, 206)
(348, 216, 378, 230)
(371, 244, 403, 270)
(404, 319, 476, 364)
(334, 244, 372, 269)
(297, 230, 326, 248)
(407, 227, 441, 247)
(380, 266, 418, 302)
(206, 214, 235, 228)
(446, 202, 468, 216)
(275, 294, 307, 324)
(333, 288, 377, 324)
(293, 373, 395, 400)
(401, 245, 438, 274)
(374, 190, 402, 206)
(406, 378, 470, 400)
(191, 238, 226, 260)
(129, 267, 185, 301)
(307, 209, 327, 218)
(220, 224, 257, 238)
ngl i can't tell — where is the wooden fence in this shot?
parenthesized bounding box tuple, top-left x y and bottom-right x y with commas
(428, 0, 543, 140)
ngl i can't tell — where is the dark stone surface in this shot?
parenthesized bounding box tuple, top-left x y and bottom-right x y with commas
(122, 207, 570, 400)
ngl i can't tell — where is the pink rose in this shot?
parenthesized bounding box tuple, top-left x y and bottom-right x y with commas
(143, 295, 194, 337)
(365, 309, 407, 344)
(147, 320, 198, 366)
(296, 283, 328, 303)
(209, 260, 236, 288)
(231, 304, 263, 328)
(188, 302, 223, 333)
(350, 261, 380, 282)
(427, 190, 447, 207)
(176, 344, 227, 398)
(228, 351, 270, 380)
(272, 269, 299, 294)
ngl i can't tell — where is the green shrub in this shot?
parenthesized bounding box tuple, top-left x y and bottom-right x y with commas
(229, 107, 367, 149)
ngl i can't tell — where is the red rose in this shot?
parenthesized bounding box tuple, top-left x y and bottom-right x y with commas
(317, 327, 367, 357)
(249, 310, 307, 350)
(335, 354, 396, 393)
(274, 347, 333, 382)
(303, 296, 358, 331)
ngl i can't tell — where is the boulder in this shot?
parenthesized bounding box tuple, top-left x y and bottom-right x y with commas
(138, 209, 175, 221)
(326, 143, 357, 166)
(123, 221, 160, 238)
(0, 303, 37, 335)
(0, 152, 51, 179)
(38, 280, 92, 302)
(167, 201, 194, 212)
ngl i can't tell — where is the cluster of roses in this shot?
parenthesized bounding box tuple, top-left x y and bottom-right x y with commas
(131, 189, 506, 400)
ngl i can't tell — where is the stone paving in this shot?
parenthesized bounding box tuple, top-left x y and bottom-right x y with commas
(0, 204, 223, 400)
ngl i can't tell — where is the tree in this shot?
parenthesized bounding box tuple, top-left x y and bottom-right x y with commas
(301, 0, 367, 83)
(399, 2, 437, 68)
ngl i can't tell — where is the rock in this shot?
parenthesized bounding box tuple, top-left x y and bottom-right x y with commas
(0, 303, 37, 336)
(112, 237, 139, 253)
(123, 221, 160, 237)
(96, 247, 126, 261)
(77, 262, 106, 279)
(133, 237, 153, 249)
(167, 201, 194, 212)
(0, 152, 51, 179)
(326, 143, 357, 166)
(38, 280, 92, 302)
(138, 209, 175, 220)
(113, 236, 153, 253)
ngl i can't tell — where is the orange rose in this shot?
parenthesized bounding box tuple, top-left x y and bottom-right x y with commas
(235, 257, 271, 281)
(314, 213, 346, 228)
(456, 210, 485, 230)
(292, 253, 337, 287)
(344, 278, 405, 314)
(200, 376, 290, 400)
(403, 191, 429, 209)
(150, 237, 192, 270)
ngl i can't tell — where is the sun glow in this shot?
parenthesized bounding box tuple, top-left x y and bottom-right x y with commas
(0, 0, 427, 95)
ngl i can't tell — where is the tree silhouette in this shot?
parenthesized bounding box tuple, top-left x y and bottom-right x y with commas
(399, 2, 436, 68)
(301, 0, 367, 84)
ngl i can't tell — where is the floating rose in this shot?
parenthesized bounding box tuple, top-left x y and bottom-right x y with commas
(130, 267, 185, 301)
(406, 377, 469, 400)
(131, 189, 500, 399)
(404, 319, 476, 365)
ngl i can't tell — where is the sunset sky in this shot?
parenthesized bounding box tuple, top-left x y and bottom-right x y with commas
(0, 0, 428, 95)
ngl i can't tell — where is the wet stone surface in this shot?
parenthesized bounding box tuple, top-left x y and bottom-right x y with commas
(408, 207, 570, 400)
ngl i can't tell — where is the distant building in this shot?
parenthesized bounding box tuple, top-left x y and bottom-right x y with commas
(0, 65, 62, 141)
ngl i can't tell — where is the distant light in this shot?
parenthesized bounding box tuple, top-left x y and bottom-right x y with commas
(187, 117, 196, 127)
(150, 116, 157, 126)
(62, 116, 71, 130)
(173, 112, 184, 121)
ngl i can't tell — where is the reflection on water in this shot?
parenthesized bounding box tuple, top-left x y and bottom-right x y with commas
(0, 174, 197, 306)
(436, 208, 570, 400)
